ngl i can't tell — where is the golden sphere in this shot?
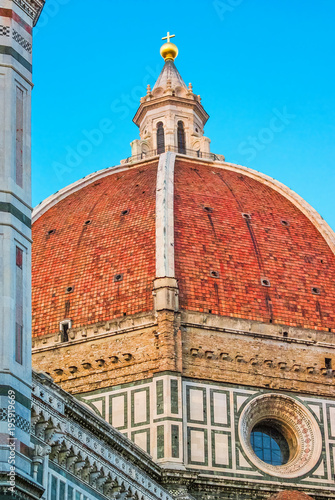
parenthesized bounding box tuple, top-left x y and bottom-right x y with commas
(160, 42, 178, 61)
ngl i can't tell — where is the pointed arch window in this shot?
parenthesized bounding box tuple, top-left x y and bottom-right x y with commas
(157, 122, 165, 154)
(177, 121, 186, 154)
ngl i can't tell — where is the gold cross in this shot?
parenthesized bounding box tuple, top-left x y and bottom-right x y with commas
(162, 31, 175, 43)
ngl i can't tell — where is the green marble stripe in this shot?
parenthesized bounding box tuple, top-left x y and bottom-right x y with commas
(157, 425, 164, 459)
(0, 45, 32, 72)
(0, 202, 31, 228)
(156, 380, 164, 415)
(170, 379, 179, 414)
(153, 416, 182, 423)
(171, 424, 179, 458)
(0, 386, 30, 409)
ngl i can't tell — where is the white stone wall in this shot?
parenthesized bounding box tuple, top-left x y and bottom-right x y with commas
(80, 375, 335, 495)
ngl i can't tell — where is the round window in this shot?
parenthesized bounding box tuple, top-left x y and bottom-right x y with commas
(250, 422, 290, 466)
(239, 394, 322, 478)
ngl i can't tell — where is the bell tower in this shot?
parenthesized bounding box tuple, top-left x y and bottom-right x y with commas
(0, 0, 44, 497)
(131, 33, 212, 158)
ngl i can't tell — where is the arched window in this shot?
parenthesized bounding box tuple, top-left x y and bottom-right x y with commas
(177, 121, 186, 154)
(156, 122, 165, 154)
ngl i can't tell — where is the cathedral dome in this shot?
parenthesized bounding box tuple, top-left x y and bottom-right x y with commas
(32, 36, 335, 341)
(32, 155, 335, 337)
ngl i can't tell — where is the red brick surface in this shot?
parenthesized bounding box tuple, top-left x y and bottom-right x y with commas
(268, 492, 314, 500)
(32, 163, 157, 336)
(32, 158, 335, 337)
(174, 160, 335, 331)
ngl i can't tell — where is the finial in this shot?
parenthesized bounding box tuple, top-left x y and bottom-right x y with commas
(188, 82, 193, 92)
(162, 31, 175, 43)
(146, 84, 151, 95)
(160, 31, 178, 61)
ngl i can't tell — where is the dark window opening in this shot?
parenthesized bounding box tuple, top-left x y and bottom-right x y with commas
(210, 270, 220, 278)
(325, 358, 332, 370)
(283, 331, 288, 338)
(312, 286, 320, 295)
(250, 423, 290, 466)
(60, 322, 69, 343)
(261, 278, 271, 287)
(177, 120, 186, 154)
(157, 122, 165, 154)
(114, 273, 123, 282)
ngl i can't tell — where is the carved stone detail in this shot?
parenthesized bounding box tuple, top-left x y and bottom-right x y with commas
(239, 393, 322, 478)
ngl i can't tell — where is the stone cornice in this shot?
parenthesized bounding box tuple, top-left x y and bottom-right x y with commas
(13, 0, 45, 25)
(32, 370, 162, 477)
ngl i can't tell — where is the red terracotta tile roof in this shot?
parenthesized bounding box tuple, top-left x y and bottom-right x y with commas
(32, 157, 335, 337)
(174, 160, 335, 330)
(268, 492, 314, 500)
(32, 162, 157, 337)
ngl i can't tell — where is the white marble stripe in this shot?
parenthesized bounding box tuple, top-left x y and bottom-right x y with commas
(155, 151, 176, 278)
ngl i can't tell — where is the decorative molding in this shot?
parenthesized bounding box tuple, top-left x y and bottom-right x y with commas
(32, 311, 156, 349)
(239, 393, 322, 478)
(31, 370, 174, 500)
(13, 0, 45, 25)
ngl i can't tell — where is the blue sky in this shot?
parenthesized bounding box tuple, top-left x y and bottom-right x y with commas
(32, 0, 335, 229)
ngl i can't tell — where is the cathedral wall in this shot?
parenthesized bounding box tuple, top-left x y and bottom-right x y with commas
(31, 371, 173, 500)
(77, 372, 335, 498)
(181, 312, 335, 397)
(32, 310, 181, 394)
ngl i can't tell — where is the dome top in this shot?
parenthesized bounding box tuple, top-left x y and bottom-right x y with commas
(153, 32, 186, 92)
(160, 31, 178, 61)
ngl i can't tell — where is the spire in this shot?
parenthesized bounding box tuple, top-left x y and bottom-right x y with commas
(127, 33, 214, 163)
(152, 59, 187, 92)
(153, 32, 187, 92)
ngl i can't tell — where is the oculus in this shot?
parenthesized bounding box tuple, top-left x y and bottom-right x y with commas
(239, 394, 322, 478)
